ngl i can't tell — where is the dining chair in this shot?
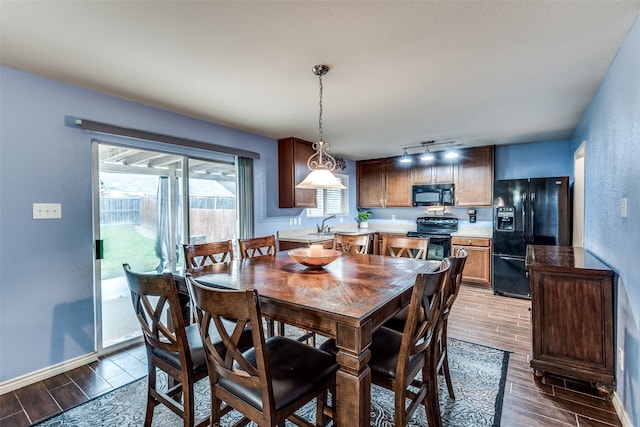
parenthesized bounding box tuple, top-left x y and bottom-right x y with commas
(186, 277, 338, 427)
(435, 247, 468, 399)
(182, 240, 233, 273)
(319, 259, 450, 427)
(237, 235, 282, 337)
(381, 235, 430, 260)
(332, 233, 371, 254)
(380, 235, 430, 331)
(122, 264, 209, 427)
(369, 258, 450, 427)
(238, 234, 277, 259)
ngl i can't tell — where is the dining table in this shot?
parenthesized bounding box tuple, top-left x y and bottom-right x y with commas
(176, 250, 440, 427)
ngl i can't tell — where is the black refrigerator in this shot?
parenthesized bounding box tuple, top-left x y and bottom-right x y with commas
(492, 177, 571, 298)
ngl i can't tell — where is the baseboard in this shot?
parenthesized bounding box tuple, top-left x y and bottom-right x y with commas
(612, 391, 633, 427)
(0, 352, 98, 395)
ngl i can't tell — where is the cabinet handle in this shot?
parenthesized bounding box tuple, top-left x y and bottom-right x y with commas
(528, 307, 532, 312)
(468, 240, 472, 245)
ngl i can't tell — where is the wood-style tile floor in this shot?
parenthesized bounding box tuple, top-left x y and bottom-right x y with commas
(0, 285, 622, 426)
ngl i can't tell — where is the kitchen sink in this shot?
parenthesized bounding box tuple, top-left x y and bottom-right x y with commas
(306, 232, 334, 237)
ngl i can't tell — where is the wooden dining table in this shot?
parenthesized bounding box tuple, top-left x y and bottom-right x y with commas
(177, 250, 440, 426)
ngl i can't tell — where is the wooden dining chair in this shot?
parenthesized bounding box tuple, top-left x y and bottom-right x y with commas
(186, 277, 338, 427)
(122, 264, 209, 427)
(182, 240, 233, 273)
(237, 235, 282, 337)
(381, 235, 430, 260)
(238, 234, 277, 259)
(368, 258, 450, 427)
(332, 233, 371, 254)
(435, 247, 467, 399)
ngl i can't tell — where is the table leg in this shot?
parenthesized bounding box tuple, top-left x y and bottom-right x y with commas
(334, 322, 372, 427)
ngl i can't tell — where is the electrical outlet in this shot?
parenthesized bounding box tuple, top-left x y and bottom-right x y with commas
(339, 217, 344, 223)
(296, 217, 301, 225)
(618, 347, 624, 371)
(391, 214, 396, 221)
(289, 217, 294, 226)
(33, 203, 62, 219)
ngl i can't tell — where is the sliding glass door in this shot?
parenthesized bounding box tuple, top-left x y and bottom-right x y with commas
(93, 142, 238, 352)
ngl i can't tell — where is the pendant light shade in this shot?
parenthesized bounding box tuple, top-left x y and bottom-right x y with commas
(296, 65, 346, 190)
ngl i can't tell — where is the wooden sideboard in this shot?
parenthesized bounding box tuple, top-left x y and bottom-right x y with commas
(525, 245, 615, 396)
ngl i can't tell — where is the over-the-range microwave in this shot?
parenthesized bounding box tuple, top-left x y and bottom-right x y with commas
(412, 183, 455, 207)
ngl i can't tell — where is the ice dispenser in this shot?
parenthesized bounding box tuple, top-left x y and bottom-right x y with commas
(496, 206, 515, 231)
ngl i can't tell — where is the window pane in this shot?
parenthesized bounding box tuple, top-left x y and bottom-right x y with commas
(188, 158, 237, 244)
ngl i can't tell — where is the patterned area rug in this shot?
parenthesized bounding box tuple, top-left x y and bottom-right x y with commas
(35, 338, 508, 427)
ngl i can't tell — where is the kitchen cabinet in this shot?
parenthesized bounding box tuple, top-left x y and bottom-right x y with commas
(454, 146, 494, 206)
(451, 236, 491, 287)
(278, 239, 333, 252)
(412, 160, 455, 184)
(277, 137, 318, 208)
(525, 245, 614, 396)
(357, 158, 412, 208)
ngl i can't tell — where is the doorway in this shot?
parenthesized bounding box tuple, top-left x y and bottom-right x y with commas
(573, 141, 586, 247)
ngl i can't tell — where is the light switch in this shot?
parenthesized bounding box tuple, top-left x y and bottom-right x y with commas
(33, 203, 62, 219)
(621, 198, 628, 218)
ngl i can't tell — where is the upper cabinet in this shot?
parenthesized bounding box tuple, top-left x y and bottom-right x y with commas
(356, 145, 494, 208)
(413, 161, 455, 184)
(357, 158, 413, 207)
(277, 137, 317, 208)
(455, 146, 494, 207)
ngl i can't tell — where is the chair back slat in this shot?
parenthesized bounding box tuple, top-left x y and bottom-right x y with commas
(381, 235, 430, 260)
(238, 235, 277, 259)
(183, 240, 234, 269)
(333, 233, 371, 254)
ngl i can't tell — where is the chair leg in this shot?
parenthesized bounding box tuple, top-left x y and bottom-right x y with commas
(441, 329, 455, 399)
(145, 366, 157, 427)
(423, 358, 442, 427)
(182, 372, 194, 427)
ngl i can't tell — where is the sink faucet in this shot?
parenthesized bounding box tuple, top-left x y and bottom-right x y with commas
(317, 214, 336, 234)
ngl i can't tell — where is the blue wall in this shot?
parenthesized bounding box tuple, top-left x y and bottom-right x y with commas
(495, 139, 573, 180)
(570, 16, 640, 425)
(0, 66, 356, 381)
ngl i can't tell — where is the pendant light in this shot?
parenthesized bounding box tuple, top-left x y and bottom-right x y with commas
(296, 65, 346, 189)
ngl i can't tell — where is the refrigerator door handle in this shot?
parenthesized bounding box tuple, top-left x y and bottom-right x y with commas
(521, 192, 527, 235)
(499, 255, 525, 262)
(530, 192, 536, 238)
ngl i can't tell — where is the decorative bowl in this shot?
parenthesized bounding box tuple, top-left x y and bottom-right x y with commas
(288, 248, 342, 269)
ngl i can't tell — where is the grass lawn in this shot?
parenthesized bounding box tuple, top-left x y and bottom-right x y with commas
(101, 224, 161, 279)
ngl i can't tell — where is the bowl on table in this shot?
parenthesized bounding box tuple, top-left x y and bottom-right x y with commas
(288, 248, 342, 269)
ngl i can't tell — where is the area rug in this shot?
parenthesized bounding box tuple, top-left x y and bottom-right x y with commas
(34, 338, 509, 427)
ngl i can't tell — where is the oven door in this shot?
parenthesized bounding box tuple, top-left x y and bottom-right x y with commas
(407, 233, 451, 260)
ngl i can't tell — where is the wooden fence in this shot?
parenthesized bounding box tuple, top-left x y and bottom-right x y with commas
(102, 196, 236, 243)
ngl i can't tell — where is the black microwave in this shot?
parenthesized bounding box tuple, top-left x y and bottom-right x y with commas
(412, 183, 455, 207)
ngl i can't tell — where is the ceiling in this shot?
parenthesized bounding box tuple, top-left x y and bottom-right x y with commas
(1, 1, 639, 161)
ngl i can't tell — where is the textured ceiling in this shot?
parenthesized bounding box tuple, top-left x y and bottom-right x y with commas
(1, 1, 638, 160)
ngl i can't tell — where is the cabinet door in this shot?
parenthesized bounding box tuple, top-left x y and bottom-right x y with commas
(433, 162, 455, 183)
(278, 137, 318, 208)
(357, 159, 385, 208)
(412, 162, 454, 184)
(455, 146, 494, 206)
(384, 158, 413, 207)
(452, 237, 491, 286)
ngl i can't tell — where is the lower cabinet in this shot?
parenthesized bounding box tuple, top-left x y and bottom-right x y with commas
(278, 239, 333, 251)
(451, 236, 491, 287)
(526, 245, 615, 395)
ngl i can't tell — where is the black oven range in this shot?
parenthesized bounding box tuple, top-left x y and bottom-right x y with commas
(407, 216, 458, 260)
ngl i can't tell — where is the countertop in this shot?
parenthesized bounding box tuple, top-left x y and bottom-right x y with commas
(278, 223, 493, 243)
(525, 245, 613, 275)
